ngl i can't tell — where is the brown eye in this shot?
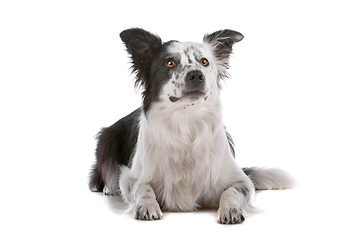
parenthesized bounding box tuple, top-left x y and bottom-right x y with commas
(167, 60, 175, 68)
(200, 58, 209, 67)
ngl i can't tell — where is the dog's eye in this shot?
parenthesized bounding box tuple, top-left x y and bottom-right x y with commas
(166, 60, 176, 68)
(200, 58, 209, 67)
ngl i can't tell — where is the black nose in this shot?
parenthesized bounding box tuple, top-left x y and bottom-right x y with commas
(186, 70, 205, 86)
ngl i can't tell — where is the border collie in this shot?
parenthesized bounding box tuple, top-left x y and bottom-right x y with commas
(89, 28, 294, 224)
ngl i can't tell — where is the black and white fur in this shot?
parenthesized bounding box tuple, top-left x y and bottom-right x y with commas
(89, 28, 294, 224)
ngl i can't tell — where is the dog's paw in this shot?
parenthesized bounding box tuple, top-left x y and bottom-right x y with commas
(134, 198, 163, 221)
(103, 185, 120, 196)
(217, 207, 245, 224)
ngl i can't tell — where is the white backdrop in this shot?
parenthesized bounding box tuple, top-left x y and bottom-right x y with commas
(1, 0, 359, 239)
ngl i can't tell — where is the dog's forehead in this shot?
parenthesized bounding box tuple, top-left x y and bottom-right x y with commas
(165, 41, 210, 59)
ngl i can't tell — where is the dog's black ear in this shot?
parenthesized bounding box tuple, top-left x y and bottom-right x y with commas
(203, 29, 243, 59)
(120, 28, 162, 87)
(203, 30, 243, 79)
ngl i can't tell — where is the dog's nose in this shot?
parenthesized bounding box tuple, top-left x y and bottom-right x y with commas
(186, 70, 205, 86)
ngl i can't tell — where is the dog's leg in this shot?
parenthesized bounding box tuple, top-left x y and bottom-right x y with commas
(217, 181, 254, 224)
(119, 168, 162, 220)
(133, 183, 163, 220)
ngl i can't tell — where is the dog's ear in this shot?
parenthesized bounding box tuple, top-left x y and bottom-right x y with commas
(203, 30, 243, 79)
(203, 29, 243, 59)
(120, 28, 162, 87)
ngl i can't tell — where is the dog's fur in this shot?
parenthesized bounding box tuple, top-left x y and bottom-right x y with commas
(89, 28, 294, 224)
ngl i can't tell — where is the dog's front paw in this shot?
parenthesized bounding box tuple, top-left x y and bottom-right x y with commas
(134, 198, 163, 221)
(217, 207, 245, 224)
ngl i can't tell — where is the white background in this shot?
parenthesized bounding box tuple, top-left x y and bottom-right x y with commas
(1, 0, 359, 239)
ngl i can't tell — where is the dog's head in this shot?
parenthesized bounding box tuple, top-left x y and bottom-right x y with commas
(120, 28, 243, 114)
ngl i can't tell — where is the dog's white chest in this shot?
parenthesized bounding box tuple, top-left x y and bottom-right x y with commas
(143, 118, 227, 210)
(130, 103, 233, 210)
(149, 150, 223, 211)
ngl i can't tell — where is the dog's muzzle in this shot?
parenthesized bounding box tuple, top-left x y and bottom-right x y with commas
(169, 70, 206, 102)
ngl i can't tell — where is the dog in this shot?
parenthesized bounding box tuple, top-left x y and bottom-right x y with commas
(89, 28, 294, 224)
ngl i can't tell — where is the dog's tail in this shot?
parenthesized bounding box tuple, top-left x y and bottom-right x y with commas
(243, 167, 295, 190)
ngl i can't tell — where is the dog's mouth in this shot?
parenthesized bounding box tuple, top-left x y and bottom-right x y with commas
(169, 90, 205, 102)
